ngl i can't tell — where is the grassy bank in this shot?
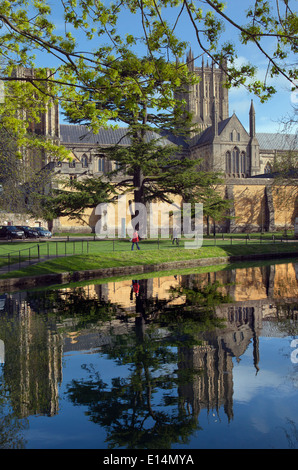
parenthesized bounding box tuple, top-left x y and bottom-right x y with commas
(33, 255, 298, 293)
(1, 241, 298, 280)
(0, 235, 295, 268)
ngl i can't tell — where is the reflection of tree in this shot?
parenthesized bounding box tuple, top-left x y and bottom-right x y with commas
(282, 418, 298, 450)
(0, 414, 27, 449)
(272, 301, 298, 337)
(0, 372, 27, 448)
(166, 281, 232, 316)
(27, 287, 122, 330)
(152, 282, 231, 343)
(0, 287, 125, 448)
(66, 347, 199, 449)
(65, 281, 231, 449)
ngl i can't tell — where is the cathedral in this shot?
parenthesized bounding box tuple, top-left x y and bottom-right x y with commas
(174, 49, 296, 177)
(4, 58, 298, 233)
(52, 50, 296, 182)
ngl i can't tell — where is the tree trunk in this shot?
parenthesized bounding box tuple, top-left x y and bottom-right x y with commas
(132, 166, 146, 236)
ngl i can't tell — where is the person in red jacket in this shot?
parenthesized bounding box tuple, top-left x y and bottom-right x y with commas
(131, 230, 140, 250)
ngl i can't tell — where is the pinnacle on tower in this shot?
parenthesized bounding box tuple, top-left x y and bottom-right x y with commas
(187, 48, 194, 71)
(249, 99, 256, 137)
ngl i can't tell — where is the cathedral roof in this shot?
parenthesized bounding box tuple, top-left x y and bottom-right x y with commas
(189, 116, 234, 147)
(59, 124, 297, 153)
(60, 124, 131, 145)
(60, 124, 174, 147)
(188, 119, 298, 152)
(256, 132, 297, 151)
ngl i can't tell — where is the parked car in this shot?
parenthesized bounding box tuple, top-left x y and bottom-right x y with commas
(0, 226, 25, 239)
(15, 225, 39, 238)
(33, 227, 52, 238)
(0, 294, 6, 311)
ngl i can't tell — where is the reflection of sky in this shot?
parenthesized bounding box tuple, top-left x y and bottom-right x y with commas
(27, 351, 111, 449)
(63, 350, 132, 385)
(232, 337, 298, 444)
(179, 336, 298, 449)
(233, 337, 297, 403)
(23, 335, 298, 449)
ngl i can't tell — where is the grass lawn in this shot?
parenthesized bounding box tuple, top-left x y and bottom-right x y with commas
(1, 237, 298, 279)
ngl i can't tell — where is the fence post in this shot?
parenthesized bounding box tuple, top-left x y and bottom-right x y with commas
(38, 244, 40, 259)
(8, 253, 10, 272)
(19, 250, 21, 269)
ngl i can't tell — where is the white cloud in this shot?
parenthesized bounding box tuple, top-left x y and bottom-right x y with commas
(232, 365, 282, 403)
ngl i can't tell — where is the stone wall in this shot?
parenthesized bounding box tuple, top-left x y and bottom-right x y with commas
(5, 179, 296, 235)
(54, 178, 298, 234)
(223, 178, 298, 233)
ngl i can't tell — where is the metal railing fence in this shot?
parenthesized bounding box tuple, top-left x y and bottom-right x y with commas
(0, 234, 295, 273)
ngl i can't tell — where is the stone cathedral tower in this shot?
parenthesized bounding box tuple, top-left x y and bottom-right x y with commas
(12, 66, 60, 175)
(175, 49, 229, 133)
(12, 67, 60, 141)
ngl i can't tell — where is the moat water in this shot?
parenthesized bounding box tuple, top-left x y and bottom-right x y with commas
(0, 260, 297, 449)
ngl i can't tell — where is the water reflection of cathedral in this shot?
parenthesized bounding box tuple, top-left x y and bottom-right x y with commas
(0, 262, 297, 423)
(0, 291, 63, 419)
(63, 261, 298, 423)
(172, 263, 297, 422)
(177, 300, 261, 422)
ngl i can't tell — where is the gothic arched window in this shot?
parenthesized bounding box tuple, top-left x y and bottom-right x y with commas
(226, 151, 231, 174)
(232, 147, 240, 174)
(81, 154, 88, 168)
(240, 151, 246, 174)
(264, 162, 272, 174)
(98, 157, 105, 173)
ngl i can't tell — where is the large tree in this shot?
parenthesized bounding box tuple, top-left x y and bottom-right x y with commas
(0, 1, 296, 102)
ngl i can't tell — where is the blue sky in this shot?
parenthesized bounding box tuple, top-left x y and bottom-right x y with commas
(38, 0, 297, 135)
(161, 0, 297, 134)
